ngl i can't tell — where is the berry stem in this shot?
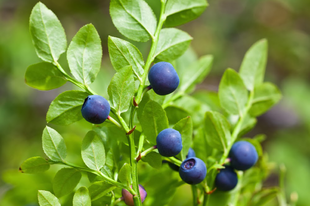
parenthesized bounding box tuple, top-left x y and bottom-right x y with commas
(138, 145, 157, 160)
(191, 185, 199, 206)
(107, 116, 123, 130)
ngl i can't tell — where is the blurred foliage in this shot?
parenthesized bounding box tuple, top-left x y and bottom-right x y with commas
(0, 0, 309, 205)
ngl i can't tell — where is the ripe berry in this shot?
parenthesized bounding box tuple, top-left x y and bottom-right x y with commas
(122, 184, 147, 206)
(148, 62, 179, 95)
(229, 141, 258, 171)
(186, 148, 196, 158)
(81, 95, 110, 124)
(215, 166, 238, 191)
(156, 128, 182, 157)
(179, 157, 207, 184)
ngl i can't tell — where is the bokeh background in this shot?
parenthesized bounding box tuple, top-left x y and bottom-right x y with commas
(0, 0, 310, 205)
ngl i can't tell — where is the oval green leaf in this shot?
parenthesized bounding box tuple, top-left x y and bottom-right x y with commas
(173, 116, 193, 160)
(53, 168, 82, 197)
(88, 181, 116, 201)
(118, 163, 131, 186)
(19, 156, 50, 174)
(38, 190, 61, 206)
(73, 187, 91, 206)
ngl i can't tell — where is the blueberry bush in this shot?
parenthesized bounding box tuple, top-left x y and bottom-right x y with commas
(19, 0, 292, 205)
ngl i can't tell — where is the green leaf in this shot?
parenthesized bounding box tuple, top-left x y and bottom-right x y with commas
(108, 66, 135, 115)
(142, 152, 162, 169)
(81, 131, 106, 171)
(173, 117, 193, 161)
(219, 68, 248, 115)
(88, 181, 116, 201)
(25, 62, 67, 90)
(192, 128, 211, 163)
(179, 55, 213, 93)
(46, 90, 89, 125)
(118, 163, 131, 186)
(249, 82, 282, 117)
(165, 0, 208, 27)
(110, 0, 157, 42)
(29, 2, 67, 63)
(108, 36, 144, 80)
(53, 168, 82, 197)
(73, 187, 91, 206)
(165, 106, 189, 125)
(154, 28, 192, 61)
(42, 126, 67, 162)
(67, 24, 102, 85)
(239, 115, 257, 137)
(19, 156, 50, 174)
(239, 39, 268, 91)
(251, 188, 279, 206)
(38, 190, 61, 206)
(140, 100, 169, 145)
(204, 111, 231, 152)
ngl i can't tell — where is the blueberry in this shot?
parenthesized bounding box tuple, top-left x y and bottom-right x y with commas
(186, 148, 196, 158)
(148, 62, 179, 95)
(156, 128, 182, 157)
(81, 95, 110, 124)
(122, 184, 147, 206)
(229, 141, 258, 171)
(215, 166, 238, 191)
(179, 157, 207, 184)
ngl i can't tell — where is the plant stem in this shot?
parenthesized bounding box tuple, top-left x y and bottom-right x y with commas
(191, 185, 198, 206)
(107, 116, 123, 130)
(231, 171, 243, 206)
(139, 146, 157, 159)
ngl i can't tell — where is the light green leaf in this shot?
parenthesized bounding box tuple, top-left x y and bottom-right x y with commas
(239, 115, 257, 137)
(173, 117, 193, 160)
(82, 131, 106, 171)
(155, 28, 192, 61)
(140, 100, 169, 145)
(29, 2, 67, 62)
(42, 126, 67, 162)
(46, 90, 89, 125)
(73, 187, 91, 206)
(25, 62, 66, 90)
(38, 190, 61, 206)
(179, 55, 213, 93)
(118, 163, 131, 186)
(108, 36, 144, 80)
(19, 156, 50, 174)
(108, 66, 135, 115)
(204, 111, 231, 152)
(88, 181, 116, 201)
(53, 168, 82, 197)
(142, 152, 162, 169)
(110, 0, 157, 42)
(219, 68, 248, 115)
(165, 0, 208, 27)
(165, 106, 189, 125)
(67, 24, 102, 85)
(249, 82, 282, 117)
(192, 128, 211, 163)
(239, 39, 268, 91)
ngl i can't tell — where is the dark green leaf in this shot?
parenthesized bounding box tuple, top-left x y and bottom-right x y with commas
(108, 36, 144, 80)
(140, 100, 169, 144)
(25, 62, 66, 90)
(108, 66, 135, 115)
(82, 131, 105, 170)
(154, 28, 192, 61)
(204, 111, 231, 152)
(88, 181, 116, 201)
(67, 24, 102, 85)
(179, 55, 213, 93)
(29, 2, 67, 62)
(249, 82, 282, 117)
(19, 156, 50, 174)
(73, 187, 91, 206)
(219, 68, 248, 115)
(42, 126, 67, 162)
(165, 0, 208, 27)
(173, 117, 193, 160)
(110, 0, 157, 42)
(53, 168, 82, 197)
(38, 190, 61, 206)
(46, 90, 89, 125)
(142, 152, 162, 169)
(118, 163, 131, 185)
(239, 39, 268, 91)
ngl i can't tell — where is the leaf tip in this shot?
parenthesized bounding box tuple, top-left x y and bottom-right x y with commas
(19, 166, 24, 173)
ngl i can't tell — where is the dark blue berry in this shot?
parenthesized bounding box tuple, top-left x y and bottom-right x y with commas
(229, 141, 258, 171)
(179, 157, 207, 184)
(215, 166, 238, 191)
(186, 148, 196, 158)
(81, 95, 110, 124)
(148, 62, 179, 95)
(156, 128, 182, 157)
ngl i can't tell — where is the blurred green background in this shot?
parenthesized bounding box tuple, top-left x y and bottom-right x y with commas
(0, 0, 310, 205)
